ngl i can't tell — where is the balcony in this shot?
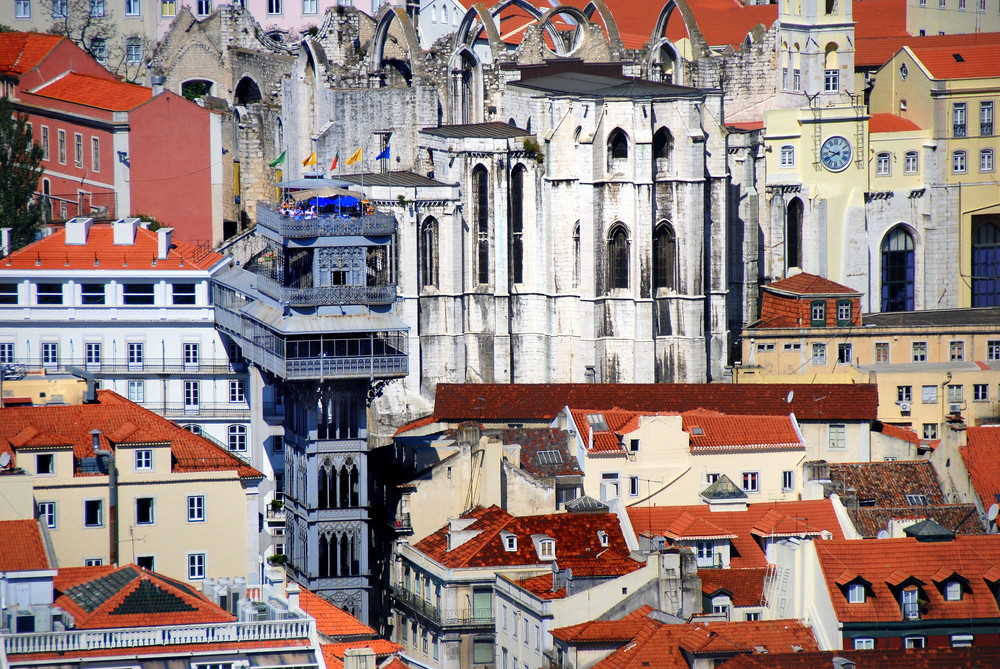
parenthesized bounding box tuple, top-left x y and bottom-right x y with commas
(3, 618, 314, 656)
(257, 202, 396, 238)
(156, 403, 251, 419)
(60, 359, 246, 376)
(255, 274, 396, 307)
(391, 585, 494, 629)
(390, 512, 413, 535)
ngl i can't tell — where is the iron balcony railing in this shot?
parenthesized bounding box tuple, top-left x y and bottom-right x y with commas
(256, 203, 397, 238)
(255, 274, 397, 307)
(2, 618, 314, 656)
(54, 359, 246, 375)
(155, 403, 251, 419)
(391, 585, 494, 629)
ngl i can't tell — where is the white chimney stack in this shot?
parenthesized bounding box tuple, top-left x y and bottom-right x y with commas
(157, 227, 174, 260)
(343, 648, 375, 669)
(113, 217, 140, 245)
(285, 582, 300, 610)
(0, 228, 11, 257)
(64, 217, 93, 245)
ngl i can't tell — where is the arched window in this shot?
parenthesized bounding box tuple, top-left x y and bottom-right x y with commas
(653, 43, 677, 83)
(608, 129, 629, 161)
(786, 197, 803, 269)
(228, 424, 247, 452)
(419, 217, 438, 289)
(510, 164, 526, 284)
(275, 117, 284, 157)
(653, 128, 673, 171)
(234, 76, 262, 105)
(472, 165, 489, 285)
(573, 222, 581, 289)
(881, 226, 915, 312)
(972, 219, 1000, 307)
(653, 224, 676, 290)
(232, 109, 241, 158)
(607, 225, 630, 291)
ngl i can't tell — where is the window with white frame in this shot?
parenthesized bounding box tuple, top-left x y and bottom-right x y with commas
(779, 145, 795, 167)
(741, 471, 759, 492)
(42, 342, 59, 366)
(824, 69, 839, 92)
(127, 379, 144, 403)
(905, 637, 926, 648)
(303, 0, 317, 12)
(876, 152, 890, 175)
(52, 0, 67, 18)
(267, 0, 281, 12)
(898, 385, 913, 402)
(85, 342, 101, 367)
(0, 343, 13, 364)
(90, 0, 104, 15)
(84, 558, 104, 566)
(37, 282, 63, 305)
(975, 383, 989, 401)
(828, 424, 846, 449)
(912, 341, 927, 362)
(945, 580, 963, 600)
(812, 343, 827, 365)
(922, 385, 938, 403)
(188, 495, 205, 522)
(950, 340, 965, 361)
(134, 449, 152, 470)
(228, 424, 247, 452)
(923, 423, 938, 439)
(948, 384, 964, 402)
(15, 0, 31, 17)
(161, 0, 175, 15)
(981, 149, 994, 172)
(123, 283, 154, 305)
(37, 502, 56, 528)
(187, 553, 206, 579)
(951, 634, 974, 647)
(837, 343, 852, 364)
(538, 539, 555, 559)
(954, 150, 968, 173)
(629, 476, 640, 496)
(125, 0, 140, 14)
(847, 583, 866, 603)
(229, 380, 245, 403)
(125, 38, 142, 64)
(183, 380, 200, 410)
(171, 283, 196, 304)
(904, 151, 919, 173)
(793, 69, 801, 90)
(128, 342, 143, 368)
(875, 342, 889, 362)
(40, 126, 49, 160)
(853, 638, 875, 650)
(954, 103, 967, 136)
(0, 283, 16, 304)
(982, 100, 994, 135)
(184, 342, 200, 366)
(195, 0, 211, 14)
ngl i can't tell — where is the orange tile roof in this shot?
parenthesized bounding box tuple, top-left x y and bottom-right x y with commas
(54, 563, 234, 629)
(701, 567, 769, 607)
(412, 505, 640, 573)
(11, 638, 310, 661)
(320, 640, 403, 669)
(514, 573, 567, 600)
(628, 499, 846, 568)
(2, 224, 224, 271)
(869, 113, 921, 133)
(764, 272, 860, 296)
(855, 31, 1000, 68)
(431, 383, 878, 422)
(962, 427, 1000, 507)
(30, 72, 153, 111)
(853, 0, 909, 41)
(720, 647, 1000, 669)
(300, 589, 375, 639)
(54, 565, 117, 592)
(0, 519, 51, 571)
(683, 411, 803, 451)
(911, 43, 1000, 79)
(661, 511, 739, 541)
(0, 32, 63, 76)
(816, 535, 1000, 623)
(0, 390, 262, 479)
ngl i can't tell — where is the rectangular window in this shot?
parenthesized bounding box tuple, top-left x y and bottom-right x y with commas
(37, 502, 56, 529)
(125, 38, 142, 63)
(954, 150, 968, 173)
(84, 499, 103, 527)
(824, 69, 839, 92)
(0, 343, 14, 364)
(782, 68, 788, 90)
(58, 129, 66, 164)
(90, 0, 104, 15)
(85, 342, 101, 368)
(922, 385, 938, 403)
(982, 101, 994, 135)
(127, 342, 144, 370)
(876, 153, 890, 175)
(847, 583, 866, 603)
(136, 497, 154, 524)
(975, 383, 989, 401)
(837, 343, 852, 364)
(40, 126, 49, 160)
(161, 0, 175, 15)
(923, 423, 938, 439)
(950, 340, 965, 361)
(37, 282, 63, 305)
(122, 283, 155, 305)
(780, 145, 795, 167)
(696, 540, 714, 560)
(951, 634, 974, 647)
(84, 558, 104, 566)
(135, 448, 152, 470)
(52, 0, 67, 15)
(91, 137, 100, 171)
(171, 283, 196, 304)
(42, 342, 59, 366)
(782, 470, 794, 491)
(836, 300, 852, 324)
(898, 385, 913, 402)
(812, 343, 827, 365)
(783, 343, 801, 351)
(184, 342, 200, 366)
(793, 69, 801, 91)
(954, 103, 967, 137)
(745, 612, 761, 621)
(989, 340, 1000, 360)
(196, 0, 210, 13)
(875, 342, 889, 363)
(303, 0, 317, 11)
(81, 283, 105, 304)
(912, 341, 927, 362)
(629, 476, 640, 497)
(188, 495, 205, 522)
(125, 0, 140, 14)
(267, 0, 281, 12)
(960, 0, 966, 8)
(15, 0, 31, 17)
(828, 424, 846, 449)
(756, 343, 775, 352)
(904, 151, 918, 174)
(73, 132, 83, 167)
(229, 380, 245, 403)
(0, 283, 17, 305)
(853, 638, 875, 650)
(810, 300, 826, 326)
(188, 553, 206, 579)
(184, 380, 200, 410)
(36, 453, 54, 475)
(905, 637, 926, 649)
(981, 149, 994, 172)
(948, 384, 964, 402)
(741, 471, 759, 492)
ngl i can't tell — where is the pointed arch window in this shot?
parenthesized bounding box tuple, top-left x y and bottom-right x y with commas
(973, 219, 1000, 307)
(607, 129, 629, 171)
(419, 217, 438, 289)
(786, 198, 803, 269)
(473, 165, 490, 285)
(653, 128, 673, 173)
(607, 225, 630, 291)
(653, 224, 676, 290)
(881, 226, 915, 312)
(510, 164, 526, 284)
(573, 222, 581, 289)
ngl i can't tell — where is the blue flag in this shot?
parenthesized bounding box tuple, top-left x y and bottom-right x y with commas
(375, 146, 390, 160)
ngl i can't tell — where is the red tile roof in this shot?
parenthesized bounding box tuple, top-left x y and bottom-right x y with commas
(628, 499, 846, 568)
(0, 519, 50, 571)
(512, 572, 568, 600)
(828, 460, 945, 507)
(853, 0, 910, 41)
(683, 410, 803, 451)
(412, 505, 639, 574)
(962, 427, 1000, 507)
(11, 639, 310, 661)
(719, 647, 1000, 669)
(320, 640, 403, 669)
(0, 390, 262, 479)
(300, 589, 375, 639)
(855, 31, 999, 68)
(869, 113, 921, 133)
(2, 224, 224, 271)
(432, 383, 877, 422)
(0, 32, 63, 76)
(30, 72, 153, 111)
(911, 43, 1000, 79)
(54, 565, 117, 592)
(764, 272, 860, 296)
(701, 567, 769, 607)
(816, 535, 1000, 622)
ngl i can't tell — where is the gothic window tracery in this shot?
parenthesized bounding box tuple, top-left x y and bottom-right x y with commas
(881, 226, 915, 312)
(473, 165, 490, 285)
(607, 224, 630, 291)
(510, 164, 526, 284)
(608, 129, 629, 171)
(653, 224, 676, 291)
(419, 217, 439, 288)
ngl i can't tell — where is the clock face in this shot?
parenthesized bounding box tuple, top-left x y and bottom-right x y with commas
(820, 136, 852, 172)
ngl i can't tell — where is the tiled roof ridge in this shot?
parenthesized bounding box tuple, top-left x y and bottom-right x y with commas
(0, 519, 51, 571)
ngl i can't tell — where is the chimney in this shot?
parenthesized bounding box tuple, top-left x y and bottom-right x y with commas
(64, 217, 93, 245)
(343, 648, 375, 669)
(0, 228, 9, 257)
(150, 75, 165, 96)
(91, 430, 119, 567)
(113, 218, 139, 245)
(157, 227, 174, 260)
(285, 581, 301, 610)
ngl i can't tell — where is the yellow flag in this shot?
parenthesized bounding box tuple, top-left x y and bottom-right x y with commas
(345, 147, 362, 165)
(301, 152, 317, 166)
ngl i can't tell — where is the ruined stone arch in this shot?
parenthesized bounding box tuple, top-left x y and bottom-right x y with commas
(370, 7, 422, 85)
(581, 0, 625, 53)
(647, 39, 681, 83)
(234, 75, 263, 105)
(454, 3, 505, 60)
(180, 78, 216, 100)
(536, 5, 593, 57)
(743, 23, 767, 48)
(652, 0, 710, 59)
(448, 46, 483, 124)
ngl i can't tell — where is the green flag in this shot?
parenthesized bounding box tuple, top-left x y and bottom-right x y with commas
(269, 150, 286, 168)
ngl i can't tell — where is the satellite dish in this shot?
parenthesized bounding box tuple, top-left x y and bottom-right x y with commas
(0, 452, 9, 468)
(876, 530, 889, 539)
(988, 504, 999, 522)
(786, 390, 794, 404)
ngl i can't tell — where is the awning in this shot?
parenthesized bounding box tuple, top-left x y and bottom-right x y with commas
(290, 187, 365, 201)
(277, 177, 354, 189)
(241, 300, 409, 334)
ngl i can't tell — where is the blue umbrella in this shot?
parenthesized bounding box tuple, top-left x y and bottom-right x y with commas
(331, 195, 360, 207)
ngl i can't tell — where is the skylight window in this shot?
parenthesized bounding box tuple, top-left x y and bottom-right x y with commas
(586, 414, 609, 432)
(536, 450, 563, 465)
(691, 426, 704, 435)
(905, 493, 929, 506)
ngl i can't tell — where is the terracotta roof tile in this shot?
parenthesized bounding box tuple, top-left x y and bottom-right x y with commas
(1, 224, 224, 272)
(962, 427, 1000, 507)
(432, 383, 877, 422)
(701, 567, 769, 607)
(828, 461, 945, 507)
(764, 272, 860, 296)
(628, 499, 846, 568)
(718, 647, 1000, 669)
(662, 512, 738, 541)
(848, 505, 985, 538)
(0, 519, 50, 571)
(683, 412, 803, 451)
(853, 0, 909, 40)
(816, 535, 1000, 622)
(869, 113, 921, 133)
(0, 32, 63, 76)
(0, 390, 262, 479)
(11, 639, 309, 661)
(514, 573, 567, 600)
(300, 589, 375, 639)
(855, 31, 999, 68)
(30, 72, 153, 111)
(911, 42, 1000, 79)
(320, 640, 403, 669)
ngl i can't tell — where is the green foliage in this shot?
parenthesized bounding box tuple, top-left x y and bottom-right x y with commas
(267, 554, 287, 566)
(182, 81, 209, 101)
(522, 137, 545, 164)
(0, 97, 45, 250)
(132, 214, 163, 231)
(0, 24, 16, 33)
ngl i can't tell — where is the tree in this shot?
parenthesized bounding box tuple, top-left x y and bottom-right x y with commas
(0, 97, 45, 250)
(39, 0, 151, 82)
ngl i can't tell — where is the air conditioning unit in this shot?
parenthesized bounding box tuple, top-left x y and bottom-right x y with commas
(898, 402, 911, 413)
(949, 403, 962, 413)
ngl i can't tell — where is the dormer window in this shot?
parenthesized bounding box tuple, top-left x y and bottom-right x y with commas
(538, 539, 555, 560)
(810, 300, 826, 326)
(586, 413, 609, 431)
(502, 533, 517, 552)
(945, 580, 963, 601)
(598, 530, 609, 547)
(847, 583, 866, 603)
(902, 587, 920, 620)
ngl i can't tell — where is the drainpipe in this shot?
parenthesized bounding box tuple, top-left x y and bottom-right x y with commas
(92, 430, 118, 566)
